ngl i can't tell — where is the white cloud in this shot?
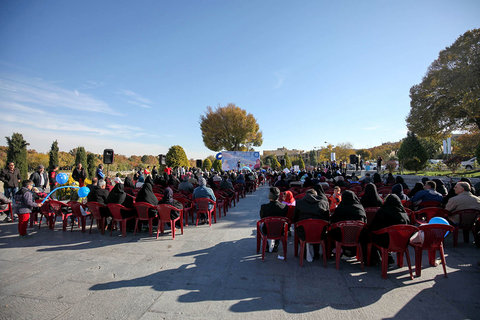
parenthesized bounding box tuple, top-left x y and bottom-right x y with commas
(0, 101, 46, 114)
(118, 89, 153, 108)
(273, 71, 286, 89)
(0, 74, 121, 115)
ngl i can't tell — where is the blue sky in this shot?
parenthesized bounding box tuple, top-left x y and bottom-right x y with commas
(0, 1, 478, 159)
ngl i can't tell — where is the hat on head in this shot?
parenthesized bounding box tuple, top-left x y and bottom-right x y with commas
(269, 187, 280, 200)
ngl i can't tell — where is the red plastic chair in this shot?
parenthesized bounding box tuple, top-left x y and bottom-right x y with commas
(107, 203, 136, 237)
(156, 204, 183, 239)
(330, 221, 366, 270)
(450, 209, 480, 246)
(256, 217, 289, 261)
(418, 200, 442, 208)
(38, 201, 55, 229)
(67, 201, 90, 232)
(368, 225, 418, 279)
(0, 202, 13, 221)
(50, 200, 71, 231)
(213, 192, 227, 218)
(174, 196, 194, 226)
(412, 207, 450, 225)
(410, 224, 454, 277)
(133, 202, 158, 236)
(294, 193, 306, 200)
(365, 207, 380, 227)
(295, 219, 329, 267)
(86, 202, 106, 234)
(193, 198, 216, 226)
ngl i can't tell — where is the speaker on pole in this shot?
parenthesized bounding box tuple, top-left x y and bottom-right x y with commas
(349, 154, 357, 164)
(103, 149, 114, 164)
(196, 159, 203, 168)
(158, 154, 166, 165)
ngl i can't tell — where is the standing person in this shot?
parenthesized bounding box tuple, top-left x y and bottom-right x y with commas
(14, 180, 41, 236)
(72, 163, 87, 187)
(96, 164, 105, 180)
(144, 166, 151, 176)
(151, 166, 158, 180)
(48, 165, 59, 192)
(377, 157, 383, 173)
(29, 165, 48, 191)
(0, 162, 21, 203)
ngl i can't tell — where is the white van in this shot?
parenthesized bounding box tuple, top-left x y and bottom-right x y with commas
(461, 157, 477, 170)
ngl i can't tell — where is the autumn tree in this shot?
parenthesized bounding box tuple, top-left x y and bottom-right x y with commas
(48, 140, 59, 170)
(284, 153, 292, 168)
(5, 133, 29, 179)
(212, 159, 222, 172)
(407, 29, 480, 137)
(454, 131, 480, 158)
(165, 145, 189, 168)
(203, 158, 212, 171)
(74, 147, 87, 172)
(271, 156, 281, 170)
(397, 132, 428, 173)
(58, 151, 74, 169)
(299, 157, 306, 170)
(356, 149, 372, 161)
(200, 104, 263, 151)
(27, 150, 48, 171)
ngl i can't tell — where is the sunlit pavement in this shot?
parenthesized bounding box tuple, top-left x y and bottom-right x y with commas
(0, 185, 479, 319)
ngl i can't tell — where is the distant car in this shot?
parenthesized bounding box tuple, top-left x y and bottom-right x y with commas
(428, 159, 444, 164)
(461, 157, 477, 170)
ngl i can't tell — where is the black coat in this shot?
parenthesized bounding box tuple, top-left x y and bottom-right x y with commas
(294, 193, 329, 222)
(331, 191, 366, 224)
(72, 168, 87, 182)
(260, 200, 287, 219)
(87, 186, 109, 205)
(29, 171, 49, 189)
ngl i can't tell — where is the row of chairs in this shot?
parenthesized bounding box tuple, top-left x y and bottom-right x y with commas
(257, 217, 455, 280)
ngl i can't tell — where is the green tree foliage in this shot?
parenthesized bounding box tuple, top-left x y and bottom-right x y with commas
(58, 151, 74, 169)
(212, 159, 222, 172)
(87, 153, 96, 178)
(48, 140, 59, 170)
(475, 142, 480, 161)
(398, 132, 428, 173)
(27, 150, 48, 171)
(165, 145, 189, 168)
(200, 104, 263, 151)
(419, 137, 442, 159)
(357, 149, 372, 161)
(203, 158, 212, 171)
(444, 156, 463, 173)
(299, 157, 305, 170)
(308, 150, 316, 166)
(284, 153, 292, 168)
(407, 29, 480, 137)
(271, 156, 281, 170)
(141, 155, 149, 164)
(454, 131, 480, 158)
(5, 133, 29, 179)
(74, 147, 87, 171)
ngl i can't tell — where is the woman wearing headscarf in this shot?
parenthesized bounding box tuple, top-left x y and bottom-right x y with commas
(368, 194, 410, 263)
(391, 184, 409, 201)
(281, 190, 296, 206)
(360, 183, 383, 208)
(395, 176, 409, 190)
(408, 182, 424, 198)
(106, 183, 136, 225)
(135, 182, 158, 218)
(144, 175, 154, 186)
(433, 179, 447, 196)
(159, 183, 183, 220)
(373, 173, 382, 186)
(385, 173, 395, 185)
(135, 175, 145, 189)
(329, 190, 366, 241)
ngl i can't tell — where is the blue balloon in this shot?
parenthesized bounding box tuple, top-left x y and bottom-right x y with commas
(429, 216, 450, 237)
(77, 186, 90, 198)
(56, 173, 69, 185)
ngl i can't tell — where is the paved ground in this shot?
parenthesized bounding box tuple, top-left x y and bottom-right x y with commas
(0, 185, 479, 320)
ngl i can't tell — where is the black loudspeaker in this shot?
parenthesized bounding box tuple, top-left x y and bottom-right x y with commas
(349, 154, 357, 164)
(280, 159, 286, 166)
(158, 154, 166, 165)
(103, 149, 114, 164)
(196, 159, 203, 168)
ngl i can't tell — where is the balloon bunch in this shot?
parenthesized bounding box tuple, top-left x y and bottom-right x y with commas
(40, 173, 90, 204)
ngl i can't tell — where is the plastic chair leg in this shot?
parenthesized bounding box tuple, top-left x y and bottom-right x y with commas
(414, 247, 423, 277)
(134, 219, 139, 235)
(121, 220, 127, 237)
(299, 241, 305, 267)
(335, 242, 341, 270)
(428, 249, 436, 266)
(322, 242, 327, 267)
(261, 237, 267, 261)
(439, 245, 448, 277)
(256, 227, 261, 253)
(381, 249, 388, 279)
(405, 247, 414, 280)
(282, 238, 287, 261)
(357, 244, 364, 271)
(294, 233, 299, 257)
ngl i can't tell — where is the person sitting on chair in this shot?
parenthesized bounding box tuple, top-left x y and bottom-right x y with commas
(259, 187, 287, 252)
(411, 180, 443, 207)
(445, 182, 480, 224)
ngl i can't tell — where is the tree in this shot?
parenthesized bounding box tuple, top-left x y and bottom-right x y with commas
(419, 137, 442, 159)
(87, 153, 96, 179)
(299, 157, 305, 170)
(357, 149, 372, 161)
(27, 150, 48, 171)
(397, 132, 428, 173)
(5, 133, 29, 179)
(308, 150, 317, 166)
(212, 159, 222, 172)
(200, 104, 263, 151)
(284, 153, 292, 168)
(475, 142, 480, 161)
(203, 158, 212, 171)
(407, 29, 480, 137)
(74, 147, 87, 174)
(454, 131, 480, 158)
(48, 140, 59, 170)
(165, 145, 189, 168)
(271, 156, 281, 171)
(58, 151, 74, 169)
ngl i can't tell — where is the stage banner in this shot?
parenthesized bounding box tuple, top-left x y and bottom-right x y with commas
(221, 151, 261, 171)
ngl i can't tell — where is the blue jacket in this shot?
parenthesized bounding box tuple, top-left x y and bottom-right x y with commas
(411, 189, 443, 203)
(193, 186, 216, 210)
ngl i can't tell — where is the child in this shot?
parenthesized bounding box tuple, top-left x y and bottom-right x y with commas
(329, 186, 342, 212)
(14, 180, 41, 236)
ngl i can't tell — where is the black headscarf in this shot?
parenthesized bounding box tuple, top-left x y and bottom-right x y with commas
(373, 173, 382, 184)
(107, 183, 126, 204)
(391, 183, 409, 201)
(135, 183, 158, 205)
(161, 186, 174, 205)
(395, 176, 409, 190)
(331, 190, 366, 223)
(124, 177, 135, 189)
(432, 179, 447, 195)
(408, 182, 424, 198)
(145, 175, 154, 185)
(370, 194, 409, 231)
(360, 183, 383, 208)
